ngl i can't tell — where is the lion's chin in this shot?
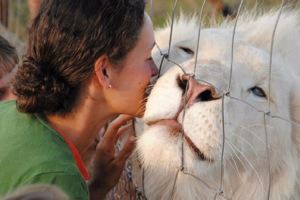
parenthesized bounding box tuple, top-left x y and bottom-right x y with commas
(137, 123, 217, 173)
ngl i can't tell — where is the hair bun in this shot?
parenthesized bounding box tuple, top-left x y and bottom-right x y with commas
(14, 56, 74, 114)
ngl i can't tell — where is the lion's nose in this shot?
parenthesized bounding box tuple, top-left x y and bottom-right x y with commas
(178, 75, 219, 106)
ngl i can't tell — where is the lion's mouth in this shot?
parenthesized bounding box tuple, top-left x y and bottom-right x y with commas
(146, 119, 213, 162)
(144, 75, 217, 162)
(183, 133, 213, 162)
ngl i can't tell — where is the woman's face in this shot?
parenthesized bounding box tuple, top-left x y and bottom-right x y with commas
(107, 14, 158, 117)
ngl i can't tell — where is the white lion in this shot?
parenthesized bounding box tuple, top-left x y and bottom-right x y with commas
(136, 10, 300, 200)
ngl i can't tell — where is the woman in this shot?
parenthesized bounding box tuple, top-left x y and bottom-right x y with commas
(0, 0, 157, 199)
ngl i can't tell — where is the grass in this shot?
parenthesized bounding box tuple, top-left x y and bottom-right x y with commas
(7, 0, 29, 41)
(4, 0, 299, 41)
(147, 0, 299, 27)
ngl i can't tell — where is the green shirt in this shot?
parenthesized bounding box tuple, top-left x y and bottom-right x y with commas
(0, 101, 89, 200)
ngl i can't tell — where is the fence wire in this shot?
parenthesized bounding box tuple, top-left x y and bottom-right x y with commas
(2, 0, 299, 200)
(138, 0, 300, 200)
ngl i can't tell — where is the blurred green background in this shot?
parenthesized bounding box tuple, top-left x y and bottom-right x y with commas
(4, 0, 300, 41)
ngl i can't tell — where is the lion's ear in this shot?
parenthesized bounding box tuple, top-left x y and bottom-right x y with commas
(242, 12, 300, 72)
(291, 80, 300, 152)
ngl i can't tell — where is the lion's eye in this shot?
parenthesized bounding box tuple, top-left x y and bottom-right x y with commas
(249, 86, 267, 98)
(178, 46, 194, 55)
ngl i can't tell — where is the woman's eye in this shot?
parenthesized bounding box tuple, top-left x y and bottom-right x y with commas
(249, 86, 267, 98)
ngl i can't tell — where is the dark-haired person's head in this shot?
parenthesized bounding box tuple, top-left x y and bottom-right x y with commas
(0, 36, 18, 101)
(14, 0, 157, 116)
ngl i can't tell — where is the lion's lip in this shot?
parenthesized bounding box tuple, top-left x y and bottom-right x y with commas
(146, 119, 182, 134)
(146, 119, 213, 162)
(183, 133, 214, 162)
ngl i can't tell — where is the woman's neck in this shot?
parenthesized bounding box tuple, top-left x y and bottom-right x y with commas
(46, 93, 116, 162)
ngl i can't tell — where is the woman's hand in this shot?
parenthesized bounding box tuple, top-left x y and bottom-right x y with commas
(89, 115, 136, 200)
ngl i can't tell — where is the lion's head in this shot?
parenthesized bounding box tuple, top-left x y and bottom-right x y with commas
(136, 11, 300, 200)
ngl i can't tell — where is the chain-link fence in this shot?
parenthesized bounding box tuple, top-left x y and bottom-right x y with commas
(136, 0, 300, 200)
(1, 0, 300, 199)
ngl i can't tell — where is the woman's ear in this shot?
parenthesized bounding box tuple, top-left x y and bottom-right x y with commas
(94, 55, 112, 89)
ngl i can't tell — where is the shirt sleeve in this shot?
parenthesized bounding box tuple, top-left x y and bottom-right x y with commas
(23, 172, 89, 200)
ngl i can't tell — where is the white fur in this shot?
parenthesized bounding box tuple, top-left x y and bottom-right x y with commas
(137, 10, 300, 200)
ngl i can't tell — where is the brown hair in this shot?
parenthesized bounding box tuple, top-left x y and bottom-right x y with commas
(14, 0, 146, 114)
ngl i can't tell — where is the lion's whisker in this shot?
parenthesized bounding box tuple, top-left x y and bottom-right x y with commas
(225, 138, 247, 172)
(238, 125, 265, 144)
(225, 140, 264, 190)
(231, 133, 259, 158)
(224, 145, 243, 181)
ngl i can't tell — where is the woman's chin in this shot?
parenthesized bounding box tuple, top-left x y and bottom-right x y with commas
(135, 107, 146, 118)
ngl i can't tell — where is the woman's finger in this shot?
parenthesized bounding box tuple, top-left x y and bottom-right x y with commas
(116, 136, 136, 165)
(102, 115, 133, 143)
(113, 123, 133, 145)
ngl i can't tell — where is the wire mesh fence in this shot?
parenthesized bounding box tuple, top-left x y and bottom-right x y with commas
(138, 0, 300, 200)
(1, 0, 300, 199)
